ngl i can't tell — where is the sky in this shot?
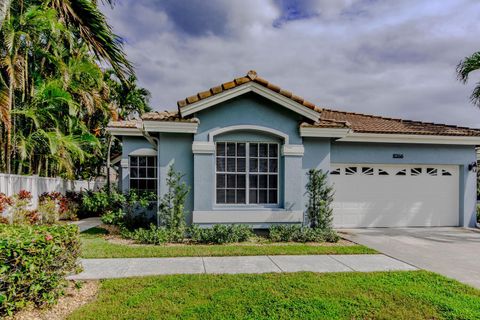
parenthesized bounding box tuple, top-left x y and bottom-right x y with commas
(101, 0, 480, 128)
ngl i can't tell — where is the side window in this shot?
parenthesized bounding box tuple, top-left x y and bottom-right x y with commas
(129, 156, 157, 194)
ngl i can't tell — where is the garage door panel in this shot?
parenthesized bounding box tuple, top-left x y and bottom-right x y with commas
(331, 164, 459, 228)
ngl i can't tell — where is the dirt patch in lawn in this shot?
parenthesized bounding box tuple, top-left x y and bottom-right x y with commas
(9, 281, 99, 320)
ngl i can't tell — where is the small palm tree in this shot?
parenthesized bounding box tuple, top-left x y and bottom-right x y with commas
(457, 52, 480, 106)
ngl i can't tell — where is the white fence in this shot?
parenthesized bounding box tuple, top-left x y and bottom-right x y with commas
(0, 173, 105, 208)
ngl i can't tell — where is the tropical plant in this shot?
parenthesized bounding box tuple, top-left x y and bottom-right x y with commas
(305, 169, 335, 230)
(457, 51, 480, 106)
(0, 0, 149, 178)
(158, 166, 189, 233)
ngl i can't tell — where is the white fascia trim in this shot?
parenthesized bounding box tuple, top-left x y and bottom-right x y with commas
(339, 132, 480, 145)
(143, 120, 198, 133)
(300, 127, 350, 138)
(120, 159, 129, 168)
(192, 210, 303, 224)
(192, 141, 215, 154)
(281, 144, 304, 156)
(180, 82, 320, 122)
(209, 124, 289, 144)
(106, 127, 143, 136)
(129, 148, 157, 156)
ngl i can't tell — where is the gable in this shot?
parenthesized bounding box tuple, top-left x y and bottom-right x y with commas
(193, 93, 304, 145)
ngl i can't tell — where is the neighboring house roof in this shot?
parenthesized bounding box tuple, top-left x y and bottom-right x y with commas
(107, 70, 480, 138)
(142, 111, 198, 122)
(108, 120, 139, 128)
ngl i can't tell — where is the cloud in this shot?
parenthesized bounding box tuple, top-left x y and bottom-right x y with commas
(102, 0, 480, 128)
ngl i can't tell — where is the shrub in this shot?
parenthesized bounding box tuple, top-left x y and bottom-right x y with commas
(158, 166, 189, 234)
(127, 224, 183, 244)
(98, 191, 156, 229)
(305, 169, 334, 230)
(269, 225, 301, 242)
(0, 224, 80, 316)
(10, 190, 36, 225)
(101, 209, 125, 225)
(269, 225, 339, 243)
(38, 198, 60, 224)
(80, 188, 125, 216)
(477, 203, 480, 224)
(189, 224, 253, 244)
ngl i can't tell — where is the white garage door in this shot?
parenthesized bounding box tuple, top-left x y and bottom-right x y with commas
(330, 164, 459, 228)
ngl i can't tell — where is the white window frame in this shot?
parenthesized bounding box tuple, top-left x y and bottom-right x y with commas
(215, 141, 280, 206)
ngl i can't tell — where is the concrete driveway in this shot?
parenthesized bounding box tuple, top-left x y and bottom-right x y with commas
(339, 227, 480, 289)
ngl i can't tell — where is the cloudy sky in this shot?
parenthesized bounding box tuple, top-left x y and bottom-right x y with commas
(102, 0, 480, 128)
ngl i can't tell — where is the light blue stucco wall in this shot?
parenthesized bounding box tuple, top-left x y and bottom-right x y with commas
(330, 141, 477, 227)
(158, 133, 194, 223)
(192, 93, 305, 218)
(194, 93, 303, 144)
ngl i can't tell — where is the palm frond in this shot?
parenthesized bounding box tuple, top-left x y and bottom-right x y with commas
(48, 0, 133, 80)
(457, 52, 480, 83)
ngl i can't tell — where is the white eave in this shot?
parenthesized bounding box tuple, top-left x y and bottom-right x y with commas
(300, 127, 351, 138)
(106, 126, 143, 136)
(142, 120, 198, 133)
(179, 82, 321, 122)
(300, 126, 480, 145)
(339, 132, 480, 145)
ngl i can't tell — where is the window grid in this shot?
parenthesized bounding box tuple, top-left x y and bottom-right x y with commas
(129, 156, 157, 194)
(216, 142, 278, 205)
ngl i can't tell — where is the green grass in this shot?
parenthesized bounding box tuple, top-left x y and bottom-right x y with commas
(80, 227, 376, 258)
(68, 271, 480, 320)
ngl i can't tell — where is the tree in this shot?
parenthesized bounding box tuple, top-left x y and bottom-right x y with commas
(0, 0, 150, 178)
(457, 52, 480, 106)
(305, 169, 334, 230)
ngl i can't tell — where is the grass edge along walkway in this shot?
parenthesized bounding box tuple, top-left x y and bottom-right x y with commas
(68, 271, 480, 320)
(81, 227, 376, 259)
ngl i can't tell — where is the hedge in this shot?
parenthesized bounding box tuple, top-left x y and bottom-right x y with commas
(0, 224, 81, 316)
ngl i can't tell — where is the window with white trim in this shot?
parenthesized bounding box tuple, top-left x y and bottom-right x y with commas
(129, 156, 157, 194)
(216, 142, 278, 204)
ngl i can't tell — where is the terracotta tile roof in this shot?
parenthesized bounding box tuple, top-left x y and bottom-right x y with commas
(177, 70, 322, 113)
(319, 109, 480, 136)
(109, 71, 480, 137)
(108, 120, 139, 128)
(301, 118, 350, 129)
(141, 111, 198, 122)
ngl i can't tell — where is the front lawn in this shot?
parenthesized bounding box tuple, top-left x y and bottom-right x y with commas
(80, 227, 375, 258)
(68, 271, 480, 320)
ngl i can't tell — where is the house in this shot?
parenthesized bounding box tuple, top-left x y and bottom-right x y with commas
(107, 70, 480, 228)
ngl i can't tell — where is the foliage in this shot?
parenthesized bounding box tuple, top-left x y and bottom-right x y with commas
(305, 169, 334, 230)
(158, 166, 189, 233)
(81, 188, 126, 216)
(477, 203, 480, 223)
(39, 191, 80, 221)
(269, 225, 339, 243)
(125, 224, 184, 245)
(0, 1, 150, 178)
(90, 188, 156, 229)
(100, 209, 124, 226)
(457, 52, 480, 107)
(68, 271, 480, 320)
(189, 224, 253, 244)
(0, 224, 80, 316)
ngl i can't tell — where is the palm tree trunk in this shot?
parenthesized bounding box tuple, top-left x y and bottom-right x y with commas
(0, 0, 11, 30)
(6, 82, 12, 174)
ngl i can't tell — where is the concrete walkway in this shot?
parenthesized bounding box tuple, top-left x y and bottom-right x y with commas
(69, 217, 101, 232)
(68, 254, 416, 280)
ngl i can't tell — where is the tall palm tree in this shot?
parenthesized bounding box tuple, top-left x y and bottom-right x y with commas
(457, 52, 480, 106)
